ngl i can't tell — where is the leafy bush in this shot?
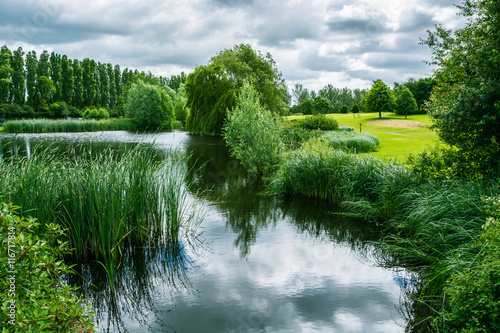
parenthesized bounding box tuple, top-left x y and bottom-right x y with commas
(126, 80, 174, 130)
(223, 81, 283, 175)
(0, 203, 95, 332)
(340, 105, 348, 113)
(321, 131, 380, 153)
(82, 108, 109, 120)
(281, 127, 321, 148)
(352, 104, 360, 113)
(48, 101, 70, 118)
(0, 103, 35, 119)
(294, 114, 339, 131)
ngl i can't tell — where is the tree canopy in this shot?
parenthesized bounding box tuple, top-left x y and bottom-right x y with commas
(395, 86, 418, 116)
(423, 0, 500, 177)
(184, 44, 288, 135)
(361, 80, 395, 118)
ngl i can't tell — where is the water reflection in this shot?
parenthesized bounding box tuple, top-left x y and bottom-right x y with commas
(67, 241, 195, 333)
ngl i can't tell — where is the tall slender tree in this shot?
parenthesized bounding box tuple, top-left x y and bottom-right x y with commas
(50, 52, 61, 102)
(94, 63, 101, 106)
(114, 64, 122, 98)
(98, 62, 109, 107)
(10, 47, 25, 105)
(26, 51, 38, 107)
(60, 55, 74, 104)
(72, 59, 84, 108)
(0, 45, 11, 103)
(82, 58, 96, 106)
(107, 63, 116, 108)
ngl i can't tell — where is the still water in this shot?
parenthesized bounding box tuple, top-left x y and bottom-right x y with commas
(0, 131, 410, 332)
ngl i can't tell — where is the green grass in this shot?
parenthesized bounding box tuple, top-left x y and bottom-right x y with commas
(285, 113, 438, 161)
(2, 118, 135, 133)
(0, 143, 196, 288)
(320, 131, 380, 153)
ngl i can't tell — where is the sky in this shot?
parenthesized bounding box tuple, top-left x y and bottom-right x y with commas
(0, 0, 465, 94)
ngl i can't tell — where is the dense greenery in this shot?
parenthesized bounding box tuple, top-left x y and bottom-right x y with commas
(0, 203, 95, 332)
(223, 82, 283, 175)
(125, 80, 175, 130)
(421, 0, 500, 178)
(394, 86, 418, 116)
(361, 80, 396, 118)
(2, 118, 134, 133)
(185, 44, 288, 135)
(394, 77, 436, 111)
(0, 144, 193, 287)
(320, 131, 380, 153)
(292, 114, 339, 131)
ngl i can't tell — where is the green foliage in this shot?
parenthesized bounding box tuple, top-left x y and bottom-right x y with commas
(2, 118, 133, 133)
(10, 47, 25, 106)
(48, 101, 69, 118)
(0, 45, 12, 104)
(312, 96, 332, 114)
(395, 86, 418, 115)
(423, 0, 500, 178)
(293, 114, 339, 131)
(361, 80, 396, 118)
(0, 103, 35, 119)
(321, 131, 380, 153)
(436, 197, 500, 332)
(0, 203, 95, 332)
(340, 105, 348, 114)
(82, 107, 109, 120)
(351, 104, 360, 113)
(395, 77, 436, 111)
(185, 44, 287, 135)
(223, 81, 283, 175)
(125, 80, 174, 130)
(300, 98, 314, 115)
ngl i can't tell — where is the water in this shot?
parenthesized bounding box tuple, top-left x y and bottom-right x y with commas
(0, 131, 410, 332)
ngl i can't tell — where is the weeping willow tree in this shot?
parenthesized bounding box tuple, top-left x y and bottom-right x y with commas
(184, 44, 288, 136)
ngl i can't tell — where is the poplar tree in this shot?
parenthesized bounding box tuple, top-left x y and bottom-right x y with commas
(107, 63, 116, 108)
(0, 45, 11, 103)
(10, 47, 25, 105)
(99, 62, 109, 107)
(61, 55, 74, 104)
(72, 59, 84, 108)
(50, 52, 61, 102)
(26, 51, 38, 107)
(82, 58, 96, 106)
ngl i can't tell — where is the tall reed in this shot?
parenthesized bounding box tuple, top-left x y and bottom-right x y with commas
(0, 143, 195, 288)
(320, 131, 380, 153)
(2, 118, 134, 133)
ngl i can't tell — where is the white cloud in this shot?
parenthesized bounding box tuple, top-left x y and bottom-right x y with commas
(0, 0, 464, 92)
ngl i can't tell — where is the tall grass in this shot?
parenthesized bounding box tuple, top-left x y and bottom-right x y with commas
(269, 141, 499, 330)
(2, 118, 134, 133)
(0, 143, 196, 288)
(321, 130, 380, 153)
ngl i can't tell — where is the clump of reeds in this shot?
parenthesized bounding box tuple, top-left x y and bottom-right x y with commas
(0, 143, 195, 288)
(321, 130, 380, 153)
(2, 118, 134, 133)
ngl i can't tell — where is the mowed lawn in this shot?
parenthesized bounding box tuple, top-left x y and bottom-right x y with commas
(285, 112, 438, 161)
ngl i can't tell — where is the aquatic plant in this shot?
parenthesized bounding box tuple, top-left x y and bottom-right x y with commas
(2, 118, 134, 133)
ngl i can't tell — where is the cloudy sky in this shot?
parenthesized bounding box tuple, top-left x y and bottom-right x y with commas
(0, 0, 465, 93)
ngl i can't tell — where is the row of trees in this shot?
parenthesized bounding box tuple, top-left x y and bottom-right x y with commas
(290, 77, 434, 116)
(0, 45, 186, 119)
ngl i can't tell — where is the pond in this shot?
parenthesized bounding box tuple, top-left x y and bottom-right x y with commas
(0, 131, 412, 332)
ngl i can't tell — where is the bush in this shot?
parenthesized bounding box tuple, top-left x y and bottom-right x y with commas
(0, 203, 95, 332)
(83, 108, 109, 120)
(48, 101, 69, 118)
(294, 114, 339, 131)
(340, 105, 349, 113)
(223, 81, 283, 175)
(0, 103, 34, 119)
(352, 104, 360, 113)
(126, 80, 174, 130)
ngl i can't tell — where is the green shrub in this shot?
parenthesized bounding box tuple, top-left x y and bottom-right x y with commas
(223, 81, 283, 175)
(294, 114, 339, 131)
(321, 131, 380, 153)
(0, 103, 34, 119)
(0, 203, 95, 332)
(340, 105, 349, 113)
(281, 127, 321, 148)
(48, 101, 69, 118)
(352, 104, 360, 113)
(126, 80, 174, 130)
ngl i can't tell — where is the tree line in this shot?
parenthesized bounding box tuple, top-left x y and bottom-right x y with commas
(0, 45, 186, 120)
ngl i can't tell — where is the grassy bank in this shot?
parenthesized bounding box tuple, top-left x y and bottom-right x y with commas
(268, 141, 499, 331)
(0, 143, 195, 287)
(2, 118, 135, 133)
(285, 113, 437, 160)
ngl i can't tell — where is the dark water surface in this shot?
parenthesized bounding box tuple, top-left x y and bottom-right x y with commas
(1, 131, 409, 332)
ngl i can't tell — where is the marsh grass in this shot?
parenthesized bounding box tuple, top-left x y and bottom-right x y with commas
(321, 130, 380, 153)
(0, 143, 196, 288)
(269, 141, 499, 330)
(2, 118, 134, 133)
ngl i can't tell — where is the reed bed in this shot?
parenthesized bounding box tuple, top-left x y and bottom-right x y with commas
(0, 143, 195, 288)
(2, 118, 134, 133)
(269, 141, 499, 330)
